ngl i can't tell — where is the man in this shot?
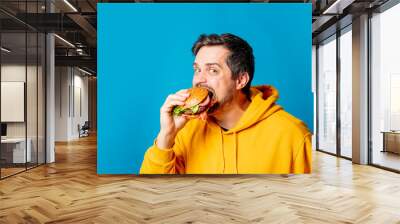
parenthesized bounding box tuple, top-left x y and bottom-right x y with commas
(140, 33, 311, 174)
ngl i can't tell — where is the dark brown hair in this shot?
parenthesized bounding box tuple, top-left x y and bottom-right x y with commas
(192, 33, 255, 97)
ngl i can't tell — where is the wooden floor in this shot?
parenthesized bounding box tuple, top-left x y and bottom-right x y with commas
(0, 167, 26, 178)
(1, 135, 400, 223)
(1, 163, 44, 178)
(372, 151, 400, 171)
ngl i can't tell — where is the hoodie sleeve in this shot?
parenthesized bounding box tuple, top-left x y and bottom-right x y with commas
(292, 133, 312, 174)
(139, 134, 186, 174)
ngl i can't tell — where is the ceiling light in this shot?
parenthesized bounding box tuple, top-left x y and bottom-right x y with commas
(1, 47, 11, 53)
(63, 0, 78, 12)
(54, 34, 75, 48)
(322, 0, 354, 15)
(78, 67, 93, 76)
(322, 0, 342, 15)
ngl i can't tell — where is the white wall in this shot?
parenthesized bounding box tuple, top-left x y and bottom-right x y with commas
(72, 72, 89, 138)
(55, 66, 69, 141)
(55, 66, 89, 141)
(1, 66, 26, 137)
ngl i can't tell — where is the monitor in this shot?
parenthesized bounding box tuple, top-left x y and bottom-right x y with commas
(1, 123, 7, 137)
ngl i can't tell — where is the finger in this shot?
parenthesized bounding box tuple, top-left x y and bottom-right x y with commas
(176, 114, 189, 120)
(176, 89, 190, 94)
(180, 114, 191, 119)
(167, 94, 188, 102)
(199, 112, 208, 121)
(182, 114, 198, 119)
(176, 92, 190, 98)
(162, 100, 185, 112)
(169, 99, 185, 106)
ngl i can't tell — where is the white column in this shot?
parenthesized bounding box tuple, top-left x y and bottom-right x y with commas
(46, 1, 55, 163)
(352, 14, 369, 164)
(46, 33, 55, 163)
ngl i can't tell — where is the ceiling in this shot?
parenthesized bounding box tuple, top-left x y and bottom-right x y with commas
(311, 0, 392, 44)
(1, 0, 395, 75)
(1, 0, 97, 74)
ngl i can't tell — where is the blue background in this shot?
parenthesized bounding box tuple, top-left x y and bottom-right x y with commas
(98, 3, 312, 174)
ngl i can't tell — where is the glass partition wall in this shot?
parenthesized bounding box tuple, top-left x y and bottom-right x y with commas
(317, 35, 337, 155)
(339, 26, 352, 159)
(316, 26, 353, 159)
(370, 2, 400, 172)
(0, 1, 46, 179)
(0, 31, 27, 177)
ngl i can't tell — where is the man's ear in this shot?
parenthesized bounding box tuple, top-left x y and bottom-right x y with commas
(236, 72, 250, 90)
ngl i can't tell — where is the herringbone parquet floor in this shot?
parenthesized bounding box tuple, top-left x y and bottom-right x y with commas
(1, 134, 400, 224)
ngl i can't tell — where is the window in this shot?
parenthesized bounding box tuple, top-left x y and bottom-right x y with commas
(339, 27, 352, 158)
(371, 2, 400, 171)
(317, 35, 337, 154)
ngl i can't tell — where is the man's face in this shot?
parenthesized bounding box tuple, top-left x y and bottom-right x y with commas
(192, 45, 237, 115)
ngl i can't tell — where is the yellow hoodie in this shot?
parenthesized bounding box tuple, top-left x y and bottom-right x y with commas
(140, 85, 312, 174)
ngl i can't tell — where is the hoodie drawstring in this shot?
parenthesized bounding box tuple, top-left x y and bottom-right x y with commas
(220, 129, 239, 174)
(220, 129, 225, 173)
(234, 132, 238, 174)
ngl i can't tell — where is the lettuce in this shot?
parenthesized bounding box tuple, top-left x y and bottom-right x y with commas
(173, 104, 200, 116)
(191, 105, 199, 113)
(173, 106, 185, 116)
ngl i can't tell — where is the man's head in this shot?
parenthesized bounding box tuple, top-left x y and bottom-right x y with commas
(191, 33, 255, 115)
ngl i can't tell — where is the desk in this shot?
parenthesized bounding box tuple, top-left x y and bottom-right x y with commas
(381, 131, 400, 154)
(1, 138, 31, 163)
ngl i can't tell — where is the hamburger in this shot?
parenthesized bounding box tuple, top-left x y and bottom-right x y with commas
(173, 87, 216, 118)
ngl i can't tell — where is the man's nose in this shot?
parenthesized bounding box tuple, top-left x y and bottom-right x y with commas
(194, 72, 207, 85)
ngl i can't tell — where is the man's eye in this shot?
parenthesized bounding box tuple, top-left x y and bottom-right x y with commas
(194, 68, 200, 73)
(209, 68, 218, 74)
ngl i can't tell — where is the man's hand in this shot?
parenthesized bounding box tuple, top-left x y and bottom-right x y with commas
(157, 89, 190, 149)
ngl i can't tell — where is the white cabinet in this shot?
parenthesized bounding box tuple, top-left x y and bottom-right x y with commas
(382, 131, 400, 154)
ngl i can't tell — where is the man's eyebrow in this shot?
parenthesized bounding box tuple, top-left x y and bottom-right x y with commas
(192, 62, 222, 68)
(205, 63, 222, 68)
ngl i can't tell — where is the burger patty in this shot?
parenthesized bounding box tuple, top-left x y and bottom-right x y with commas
(183, 105, 208, 115)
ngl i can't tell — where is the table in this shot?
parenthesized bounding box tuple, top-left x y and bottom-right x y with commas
(1, 138, 32, 163)
(381, 131, 400, 154)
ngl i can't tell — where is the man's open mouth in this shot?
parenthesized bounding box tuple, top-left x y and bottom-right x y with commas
(204, 89, 218, 114)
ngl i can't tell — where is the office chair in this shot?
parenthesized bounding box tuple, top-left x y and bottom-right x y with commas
(78, 121, 90, 138)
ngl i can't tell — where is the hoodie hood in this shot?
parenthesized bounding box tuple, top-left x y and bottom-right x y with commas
(224, 85, 282, 133)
